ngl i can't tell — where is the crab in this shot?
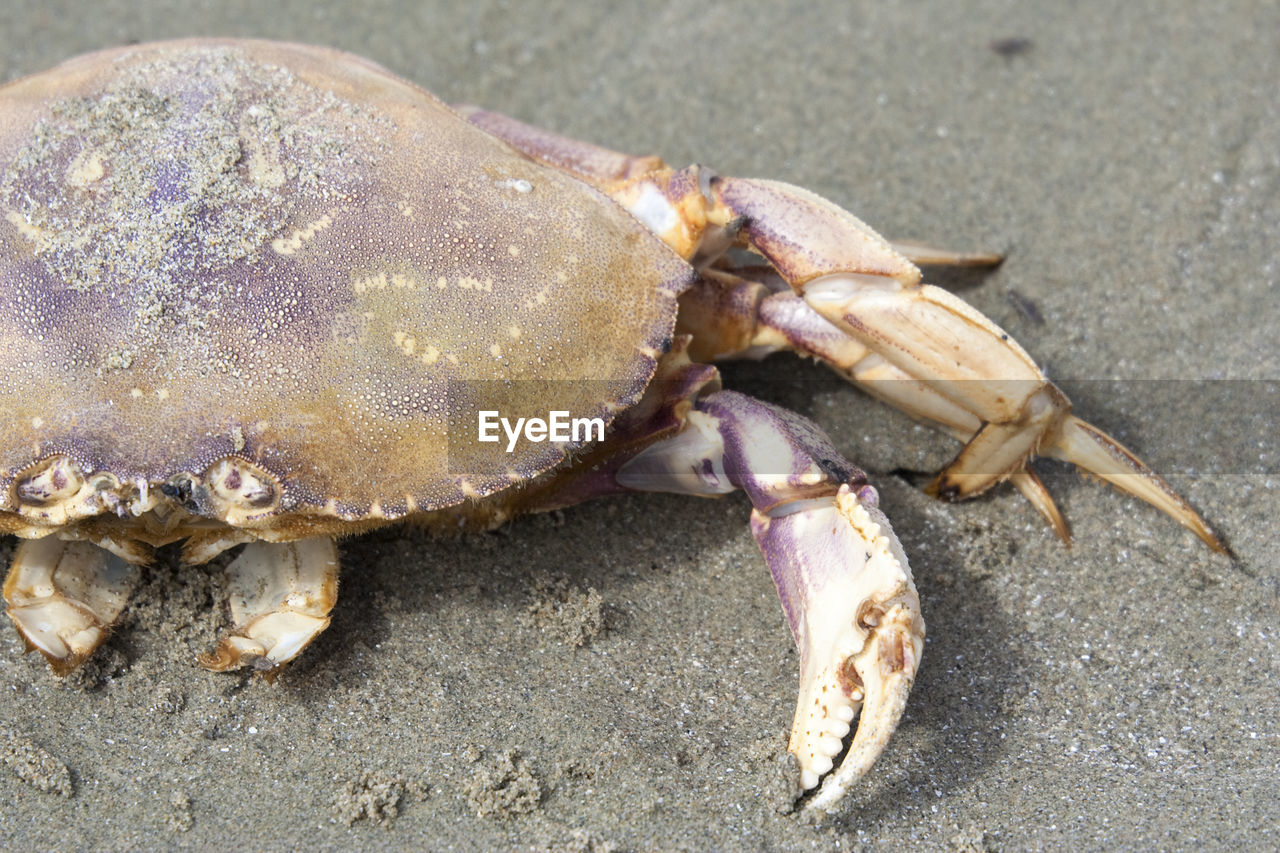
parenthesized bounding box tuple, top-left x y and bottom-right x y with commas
(0, 39, 1223, 812)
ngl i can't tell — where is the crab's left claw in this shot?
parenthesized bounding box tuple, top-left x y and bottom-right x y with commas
(614, 389, 923, 810)
(752, 485, 924, 811)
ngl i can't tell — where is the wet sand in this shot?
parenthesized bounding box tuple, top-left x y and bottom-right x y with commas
(2, 1, 1276, 850)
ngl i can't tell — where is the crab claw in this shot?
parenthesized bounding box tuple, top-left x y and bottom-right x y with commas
(610, 389, 923, 809)
(752, 484, 924, 811)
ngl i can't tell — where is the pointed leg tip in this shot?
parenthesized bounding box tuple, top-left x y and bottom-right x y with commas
(923, 476, 956, 501)
(889, 240, 1005, 268)
(45, 656, 91, 678)
(1051, 415, 1225, 555)
(197, 645, 286, 682)
(1200, 527, 1233, 558)
(1009, 467, 1073, 545)
(197, 637, 261, 672)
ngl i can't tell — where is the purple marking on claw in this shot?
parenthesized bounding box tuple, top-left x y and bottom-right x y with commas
(697, 391, 867, 511)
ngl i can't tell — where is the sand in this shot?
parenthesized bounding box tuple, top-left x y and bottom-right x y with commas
(1, 1, 1276, 850)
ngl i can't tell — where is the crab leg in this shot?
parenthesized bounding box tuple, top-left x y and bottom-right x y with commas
(2, 537, 140, 675)
(451, 105, 665, 188)
(678, 267, 1071, 541)
(888, 240, 1004, 268)
(457, 105, 1222, 548)
(199, 537, 339, 673)
(613, 390, 924, 811)
(627, 171, 1221, 550)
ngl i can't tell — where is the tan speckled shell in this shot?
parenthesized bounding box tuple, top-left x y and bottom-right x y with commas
(0, 40, 691, 525)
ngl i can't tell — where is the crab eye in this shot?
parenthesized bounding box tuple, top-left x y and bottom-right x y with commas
(13, 456, 85, 507)
(203, 458, 280, 514)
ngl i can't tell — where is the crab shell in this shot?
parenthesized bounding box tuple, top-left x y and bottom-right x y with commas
(0, 39, 691, 547)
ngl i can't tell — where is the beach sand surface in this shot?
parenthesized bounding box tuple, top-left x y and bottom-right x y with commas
(1, 2, 1276, 849)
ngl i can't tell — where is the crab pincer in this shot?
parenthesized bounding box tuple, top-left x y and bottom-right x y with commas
(613, 390, 923, 807)
(753, 488, 921, 810)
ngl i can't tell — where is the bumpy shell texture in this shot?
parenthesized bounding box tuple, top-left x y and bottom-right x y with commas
(0, 39, 691, 523)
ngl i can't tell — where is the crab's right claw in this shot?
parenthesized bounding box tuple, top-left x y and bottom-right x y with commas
(752, 484, 925, 812)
